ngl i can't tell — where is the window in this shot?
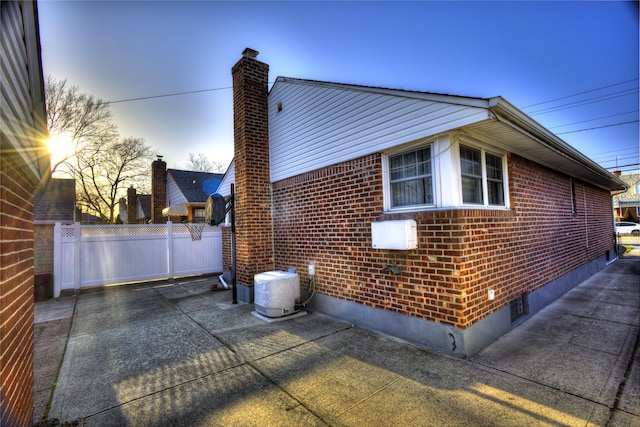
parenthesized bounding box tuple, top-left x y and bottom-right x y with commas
(460, 145, 505, 206)
(389, 146, 434, 208)
(192, 208, 205, 223)
(460, 146, 482, 204)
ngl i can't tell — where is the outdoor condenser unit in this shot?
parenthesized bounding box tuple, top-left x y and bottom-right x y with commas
(254, 271, 301, 318)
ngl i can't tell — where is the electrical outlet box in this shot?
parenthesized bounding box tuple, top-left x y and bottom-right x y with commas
(371, 220, 418, 250)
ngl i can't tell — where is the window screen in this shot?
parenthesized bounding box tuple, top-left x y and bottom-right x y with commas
(460, 145, 483, 204)
(389, 147, 433, 208)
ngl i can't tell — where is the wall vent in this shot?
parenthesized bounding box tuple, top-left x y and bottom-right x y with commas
(510, 294, 527, 322)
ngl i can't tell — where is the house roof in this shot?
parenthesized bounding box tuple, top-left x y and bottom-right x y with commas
(167, 169, 224, 203)
(614, 173, 640, 206)
(269, 77, 626, 192)
(34, 178, 75, 223)
(137, 194, 151, 219)
(80, 212, 104, 224)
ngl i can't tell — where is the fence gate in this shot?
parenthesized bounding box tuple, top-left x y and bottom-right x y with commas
(53, 222, 223, 297)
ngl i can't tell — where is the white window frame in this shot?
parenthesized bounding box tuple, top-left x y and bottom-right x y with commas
(383, 141, 437, 212)
(455, 139, 509, 209)
(382, 135, 509, 212)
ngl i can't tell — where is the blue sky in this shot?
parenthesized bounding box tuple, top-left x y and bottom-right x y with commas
(38, 1, 639, 173)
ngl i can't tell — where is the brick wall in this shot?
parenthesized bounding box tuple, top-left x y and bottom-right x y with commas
(271, 152, 614, 330)
(1, 155, 36, 426)
(127, 186, 137, 224)
(231, 50, 273, 287)
(151, 158, 167, 224)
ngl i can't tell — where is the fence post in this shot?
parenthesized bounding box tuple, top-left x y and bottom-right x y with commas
(74, 222, 81, 292)
(53, 222, 62, 298)
(167, 221, 174, 279)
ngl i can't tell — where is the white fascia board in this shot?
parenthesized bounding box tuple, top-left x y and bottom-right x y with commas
(488, 97, 627, 191)
(276, 77, 491, 109)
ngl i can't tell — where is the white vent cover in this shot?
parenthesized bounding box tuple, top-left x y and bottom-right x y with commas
(371, 220, 418, 250)
(254, 271, 300, 318)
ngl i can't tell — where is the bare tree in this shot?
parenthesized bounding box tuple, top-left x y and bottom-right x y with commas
(185, 152, 227, 173)
(74, 137, 155, 223)
(46, 77, 157, 222)
(46, 76, 118, 173)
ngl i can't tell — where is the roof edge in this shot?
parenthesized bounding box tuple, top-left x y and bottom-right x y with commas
(488, 97, 627, 192)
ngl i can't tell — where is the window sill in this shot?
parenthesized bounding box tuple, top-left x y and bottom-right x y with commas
(385, 205, 511, 215)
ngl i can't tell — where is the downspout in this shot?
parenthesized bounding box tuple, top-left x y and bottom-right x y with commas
(583, 185, 589, 255)
(612, 184, 630, 261)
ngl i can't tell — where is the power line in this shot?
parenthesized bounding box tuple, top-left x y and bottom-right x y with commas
(106, 86, 233, 104)
(590, 151, 639, 162)
(105, 80, 279, 104)
(605, 163, 639, 170)
(555, 120, 639, 135)
(587, 146, 639, 157)
(597, 157, 639, 166)
(528, 88, 638, 116)
(548, 110, 639, 129)
(521, 78, 639, 109)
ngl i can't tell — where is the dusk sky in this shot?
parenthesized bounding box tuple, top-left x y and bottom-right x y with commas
(38, 1, 639, 174)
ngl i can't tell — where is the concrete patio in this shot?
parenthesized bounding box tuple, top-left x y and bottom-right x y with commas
(34, 257, 639, 426)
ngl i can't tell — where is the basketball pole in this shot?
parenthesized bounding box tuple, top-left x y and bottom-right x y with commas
(230, 184, 237, 304)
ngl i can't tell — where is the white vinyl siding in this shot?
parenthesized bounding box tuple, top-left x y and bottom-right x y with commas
(215, 160, 235, 198)
(269, 78, 490, 183)
(1, 1, 48, 183)
(166, 175, 188, 206)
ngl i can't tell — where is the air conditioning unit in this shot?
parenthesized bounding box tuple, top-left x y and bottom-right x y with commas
(254, 271, 300, 318)
(371, 219, 418, 250)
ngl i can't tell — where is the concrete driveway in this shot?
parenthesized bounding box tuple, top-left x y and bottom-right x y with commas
(34, 258, 639, 426)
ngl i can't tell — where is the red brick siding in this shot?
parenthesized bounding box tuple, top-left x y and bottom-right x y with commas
(232, 56, 273, 286)
(151, 159, 167, 224)
(1, 155, 36, 426)
(271, 153, 614, 330)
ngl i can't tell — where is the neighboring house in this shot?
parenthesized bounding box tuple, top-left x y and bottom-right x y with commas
(219, 49, 626, 357)
(613, 172, 640, 222)
(1, 1, 49, 425)
(79, 212, 105, 224)
(119, 186, 151, 224)
(150, 156, 223, 223)
(34, 178, 76, 301)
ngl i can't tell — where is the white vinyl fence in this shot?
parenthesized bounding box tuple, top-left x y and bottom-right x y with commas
(53, 222, 223, 297)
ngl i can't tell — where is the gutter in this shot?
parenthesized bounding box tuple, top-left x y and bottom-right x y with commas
(488, 97, 628, 192)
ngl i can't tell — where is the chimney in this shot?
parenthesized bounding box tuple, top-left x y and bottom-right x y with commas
(119, 197, 128, 223)
(613, 170, 621, 177)
(127, 186, 137, 224)
(232, 48, 273, 296)
(151, 155, 167, 223)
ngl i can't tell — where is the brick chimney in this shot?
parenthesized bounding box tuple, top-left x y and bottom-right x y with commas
(119, 197, 128, 223)
(232, 48, 273, 295)
(127, 186, 137, 224)
(151, 155, 167, 223)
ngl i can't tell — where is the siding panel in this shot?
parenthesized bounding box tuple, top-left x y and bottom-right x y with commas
(269, 80, 489, 182)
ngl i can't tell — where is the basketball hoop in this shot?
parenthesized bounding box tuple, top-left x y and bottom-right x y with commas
(184, 222, 206, 241)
